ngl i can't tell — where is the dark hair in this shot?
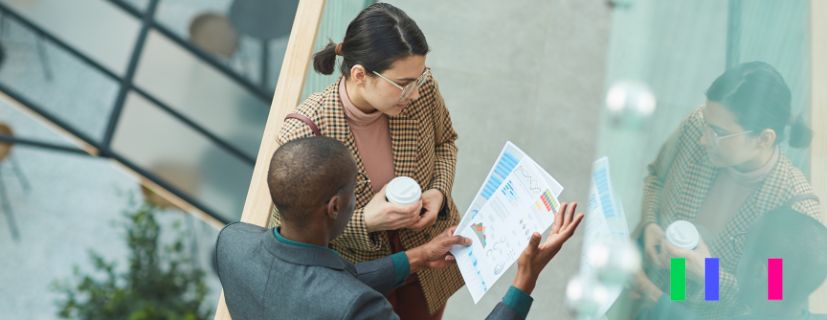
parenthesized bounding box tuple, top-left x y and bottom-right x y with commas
(312, 3, 429, 76)
(739, 208, 827, 304)
(267, 137, 356, 222)
(706, 61, 811, 148)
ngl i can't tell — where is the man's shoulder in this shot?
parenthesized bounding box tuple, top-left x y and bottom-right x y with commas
(218, 222, 268, 242)
(216, 222, 268, 258)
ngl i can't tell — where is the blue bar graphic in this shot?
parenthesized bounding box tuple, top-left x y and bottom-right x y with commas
(705, 258, 720, 301)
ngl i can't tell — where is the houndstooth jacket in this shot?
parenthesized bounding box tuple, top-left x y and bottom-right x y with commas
(635, 108, 822, 319)
(268, 68, 463, 314)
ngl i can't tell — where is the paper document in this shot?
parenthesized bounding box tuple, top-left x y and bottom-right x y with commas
(579, 157, 629, 317)
(452, 142, 563, 303)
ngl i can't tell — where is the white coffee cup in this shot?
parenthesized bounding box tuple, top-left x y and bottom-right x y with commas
(665, 220, 700, 250)
(385, 176, 422, 205)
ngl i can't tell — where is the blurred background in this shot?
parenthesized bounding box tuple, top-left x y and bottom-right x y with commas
(0, 0, 824, 319)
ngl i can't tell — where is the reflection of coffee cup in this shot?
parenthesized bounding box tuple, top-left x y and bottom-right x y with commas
(665, 220, 700, 250)
(385, 176, 422, 205)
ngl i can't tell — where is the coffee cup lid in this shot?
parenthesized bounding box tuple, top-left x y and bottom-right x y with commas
(386, 176, 421, 205)
(665, 220, 700, 250)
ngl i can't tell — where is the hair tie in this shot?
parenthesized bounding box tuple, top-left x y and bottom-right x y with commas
(334, 43, 343, 56)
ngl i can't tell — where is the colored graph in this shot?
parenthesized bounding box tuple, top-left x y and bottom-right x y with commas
(472, 223, 488, 247)
(481, 151, 519, 200)
(592, 164, 616, 218)
(535, 190, 559, 213)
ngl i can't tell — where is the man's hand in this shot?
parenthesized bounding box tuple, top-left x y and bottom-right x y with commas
(406, 227, 471, 273)
(513, 202, 585, 294)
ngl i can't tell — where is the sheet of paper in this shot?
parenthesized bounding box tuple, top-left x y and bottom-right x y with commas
(579, 157, 629, 317)
(457, 141, 563, 231)
(452, 142, 563, 303)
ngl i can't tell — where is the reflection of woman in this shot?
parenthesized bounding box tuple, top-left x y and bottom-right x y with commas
(269, 4, 460, 319)
(633, 62, 821, 318)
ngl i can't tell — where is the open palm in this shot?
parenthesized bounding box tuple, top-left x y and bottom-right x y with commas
(514, 202, 585, 294)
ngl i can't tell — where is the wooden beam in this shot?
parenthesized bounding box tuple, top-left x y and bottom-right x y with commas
(213, 1, 326, 319)
(809, 0, 827, 313)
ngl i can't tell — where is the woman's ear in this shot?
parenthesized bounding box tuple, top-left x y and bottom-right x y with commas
(350, 65, 367, 85)
(758, 128, 777, 149)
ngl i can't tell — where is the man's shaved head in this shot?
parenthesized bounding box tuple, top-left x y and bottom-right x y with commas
(267, 137, 357, 224)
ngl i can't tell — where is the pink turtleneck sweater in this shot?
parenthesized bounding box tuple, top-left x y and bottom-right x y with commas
(339, 78, 395, 193)
(695, 147, 780, 240)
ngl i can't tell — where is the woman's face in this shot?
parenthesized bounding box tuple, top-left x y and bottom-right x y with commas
(699, 101, 770, 168)
(360, 55, 427, 116)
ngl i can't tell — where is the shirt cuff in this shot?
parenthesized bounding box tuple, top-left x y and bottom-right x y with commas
(503, 286, 533, 319)
(390, 252, 410, 287)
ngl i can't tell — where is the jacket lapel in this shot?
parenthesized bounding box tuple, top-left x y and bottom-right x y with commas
(713, 158, 788, 249)
(388, 113, 419, 179)
(675, 155, 718, 222)
(322, 78, 372, 199)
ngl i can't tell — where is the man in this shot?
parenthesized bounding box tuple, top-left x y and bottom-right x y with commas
(729, 208, 827, 319)
(216, 137, 584, 319)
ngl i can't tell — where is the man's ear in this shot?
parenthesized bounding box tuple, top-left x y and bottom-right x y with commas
(326, 195, 341, 220)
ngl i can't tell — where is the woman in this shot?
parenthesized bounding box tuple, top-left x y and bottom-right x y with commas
(270, 3, 461, 319)
(633, 61, 822, 319)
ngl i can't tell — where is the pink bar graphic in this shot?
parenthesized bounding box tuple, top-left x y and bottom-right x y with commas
(768, 258, 783, 300)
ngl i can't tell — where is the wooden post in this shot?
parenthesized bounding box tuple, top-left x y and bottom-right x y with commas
(212, 0, 326, 319)
(809, 0, 827, 313)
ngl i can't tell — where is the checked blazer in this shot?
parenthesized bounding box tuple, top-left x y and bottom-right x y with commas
(635, 108, 822, 319)
(268, 68, 463, 314)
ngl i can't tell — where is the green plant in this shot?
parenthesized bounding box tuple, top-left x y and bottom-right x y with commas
(53, 202, 210, 320)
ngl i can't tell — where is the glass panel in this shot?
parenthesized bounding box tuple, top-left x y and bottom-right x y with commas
(134, 30, 269, 158)
(112, 92, 253, 222)
(0, 96, 80, 149)
(152, 0, 297, 91)
(1, 0, 141, 75)
(0, 16, 120, 143)
(120, 0, 149, 12)
(573, 1, 819, 319)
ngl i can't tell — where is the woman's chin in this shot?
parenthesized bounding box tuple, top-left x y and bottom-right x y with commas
(384, 105, 406, 116)
(706, 152, 729, 168)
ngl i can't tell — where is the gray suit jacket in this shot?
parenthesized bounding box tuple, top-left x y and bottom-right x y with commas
(216, 222, 526, 320)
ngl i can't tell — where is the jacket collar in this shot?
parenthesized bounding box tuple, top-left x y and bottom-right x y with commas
(261, 227, 347, 271)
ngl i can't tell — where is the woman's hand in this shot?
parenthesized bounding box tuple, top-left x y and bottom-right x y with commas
(662, 237, 712, 282)
(643, 223, 666, 268)
(629, 270, 664, 304)
(409, 189, 444, 231)
(364, 185, 423, 232)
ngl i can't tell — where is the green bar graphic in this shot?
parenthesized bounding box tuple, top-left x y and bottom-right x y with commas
(671, 258, 686, 301)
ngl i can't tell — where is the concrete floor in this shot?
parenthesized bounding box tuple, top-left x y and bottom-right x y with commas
(383, 1, 611, 319)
